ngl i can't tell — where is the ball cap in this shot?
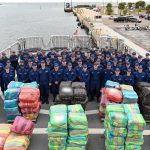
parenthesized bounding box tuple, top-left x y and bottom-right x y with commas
(115, 68, 120, 71)
(41, 60, 45, 63)
(54, 63, 59, 67)
(83, 64, 87, 68)
(132, 52, 136, 55)
(32, 62, 37, 66)
(107, 62, 111, 66)
(146, 53, 149, 56)
(127, 68, 131, 72)
(138, 65, 143, 69)
(138, 55, 142, 59)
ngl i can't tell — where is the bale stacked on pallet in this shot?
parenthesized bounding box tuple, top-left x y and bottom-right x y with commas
(135, 82, 150, 121)
(71, 82, 88, 110)
(48, 105, 68, 150)
(124, 104, 146, 150)
(3, 116, 34, 150)
(19, 85, 41, 121)
(4, 85, 21, 122)
(0, 124, 12, 150)
(104, 104, 127, 150)
(67, 104, 88, 150)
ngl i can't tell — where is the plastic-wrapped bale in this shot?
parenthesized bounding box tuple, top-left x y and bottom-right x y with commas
(55, 95, 71, 105)
(67, 112, 88, 150)
(104, 104, 127, 150)
(59, 87, 73, 101)
(68, 104, 84, 113)
(60, 81, 72, 88)
(50, 104, 67, 114)
(0, 124, 12, 150)
(105, 88, 122, 103)
(123, 103, 140, 114)
(4, 99, 18, 108)
(105, 80, 120, 89)
(7, 81, 24, 89)
(23, 82, 38, 88)
(73, 88, 87, 101)
(4, 132, 30, 150)
(4, 88, 20, 100)
(120, 84, 134, 91)
(122, 90, 138, 103)
(72, 82, 85, 89)
(48, 105, 68, 150)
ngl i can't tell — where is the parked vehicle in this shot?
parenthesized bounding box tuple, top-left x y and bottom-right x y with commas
(128, 17, 142, 23)
(114, 16, 128, 22)
(109, 16, 117, 20)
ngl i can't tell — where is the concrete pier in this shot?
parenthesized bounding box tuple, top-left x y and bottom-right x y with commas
(73, 8, 148, 57)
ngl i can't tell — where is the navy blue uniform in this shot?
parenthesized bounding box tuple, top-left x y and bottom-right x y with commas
(110, 75, 123, 84)
(17, 68, 29, 83)
(75, 65, 83, 81)
(134, 72, 146, 83)
(146, 70, 150, 82)
(123, 75, 134, 86)
(0, 64, 4, 92)
(64, 69, 76, 81)
(90, 68, 102, 100)
(2, 72, 15, 90)
(50, 70, 63, 99)
(80, 70, 90, 93)
(10, 55, 18, 70)
(103, 69, 114, 87)
(29, 69, 38, 82)
(37, 67, 50, 102)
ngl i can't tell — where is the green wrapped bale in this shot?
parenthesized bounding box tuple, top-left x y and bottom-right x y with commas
(105, 112, 127, 128)
(104, 122, 127, 137)
(125, 145, 141, 150)
(127, 114, 146, 131)
(106, 104, 124, 115)
(23, 82, 38, 88)
(68, 104, 84, 113)
(66, 145, 85, 150)
(126, 136, 144, 146)
(48, 137, 67, 146)
(48, 145, 66, 150)
(67, 136, 88, 146)
(105, 141, 124, 150)
(123, 103, 140, 114)
(68, 112, 88, 129)
(69, 129, 88, 137)
(50, 105, 67, 114)
(50, 113, 67, 130)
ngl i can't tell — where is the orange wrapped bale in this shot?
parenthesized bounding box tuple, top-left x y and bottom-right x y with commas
(19, 87, 40, 103)
(19, 101, 39, 108)
(105, 88, 123, 103)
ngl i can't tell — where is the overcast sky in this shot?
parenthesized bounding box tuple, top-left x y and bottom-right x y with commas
(0, 0, 150, 3)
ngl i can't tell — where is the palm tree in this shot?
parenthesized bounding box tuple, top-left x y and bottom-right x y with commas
(118, 2, 126, 16)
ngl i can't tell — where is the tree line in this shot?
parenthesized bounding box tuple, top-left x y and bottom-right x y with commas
(106, 0, 150, 16)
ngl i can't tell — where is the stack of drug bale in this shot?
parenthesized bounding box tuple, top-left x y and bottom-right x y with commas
(135, 82, 150, 121)
(48, 105, 68, 150)
(99, 81, 123, 120)
(121, 85, 138, 104)
(104, 104, 127, 150)
(0, 124, 12, 150)
(4, 116, 35, 150)
(19, 83, 41, 121)
(67, 104, 88, 150)
(124, 104, 146, 150)
(72, 82, 88, 110)
(4, 81, 23, 122)
(56, 81, 73, 105)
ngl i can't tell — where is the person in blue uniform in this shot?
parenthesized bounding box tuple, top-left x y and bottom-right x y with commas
(135, 55, 144, 67)
(61, 47, 69, 56)
(122, 61, 133, 75)
(123, 69, 134, 86)
(81, 52, 87, 64)
(1, 53, 8, 66)
(130, 52, 138, 67)
(50, 63, 63, 101)
(90, 46, 95, 55)
(80, 64, 90, 94)
(110, 68, 123, 84)
(37, 60, 50, 104)
(142, 53, 149, 69)
(122, 49, 131, 61)
(3, 66, 15, 90)
(60, 59, 67, 76)
(25, 59, 33, 72)
(90, 62, 102, 102)
(146, 65, 150, 82)
(134, 65, 146, 84)
(64, 63, 76, 81)
(17, 61, 29, 83)
(46, 58, 53, 71)
(75, 59, 83, 81)
(110, 51, 116, 62)
(33, 55, 40, 68)
(103, 62, 114, 87)
(28, 50, 34, 60)
(102, 54, 111, 68)
(102, 46, 110, 58)
(112, 58, 119, 71)
(76, 52, 81, 62)
(0, 63, 4, 92)
(55, 54, 62, 66)
(40, 51, 47, 61)
(70, 55, 77, 68)
(5, 60, 15, 76)
(29, 63, 38, 82)
(10, 51, 18, 70)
